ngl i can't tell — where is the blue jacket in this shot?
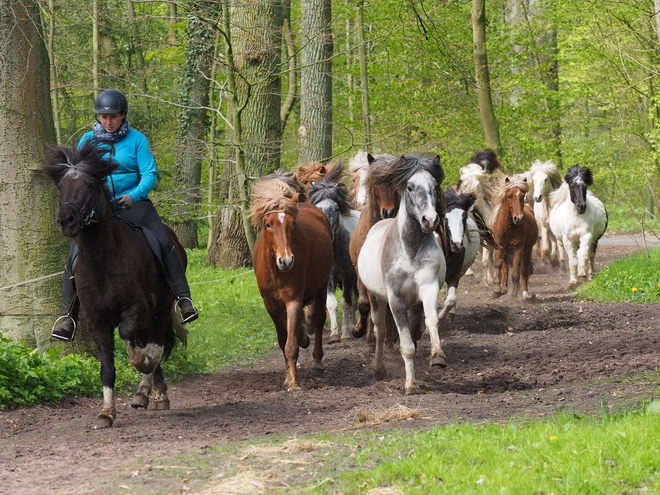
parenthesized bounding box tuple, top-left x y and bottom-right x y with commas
(79, 128, 158, 202)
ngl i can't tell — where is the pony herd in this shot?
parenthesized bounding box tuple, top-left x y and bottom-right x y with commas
(247, 150, 608, 396)
(40, 141, 608, 428)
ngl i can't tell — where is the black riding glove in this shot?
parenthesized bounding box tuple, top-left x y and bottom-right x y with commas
(117, 194, 135, 209)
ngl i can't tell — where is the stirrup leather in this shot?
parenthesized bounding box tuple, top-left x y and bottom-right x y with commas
(51, 315, 77, 342)
(176, 297, 198, 324)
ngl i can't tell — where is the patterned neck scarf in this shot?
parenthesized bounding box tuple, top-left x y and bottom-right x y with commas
(92, 117, 130, 143)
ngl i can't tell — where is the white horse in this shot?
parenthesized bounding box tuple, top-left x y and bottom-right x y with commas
(529, 159, 563, 268)
(438, 189, 482, 321)
(358, 154, 446, 395)
(456, 163, 498, 284)
(549, 164, 608, 286)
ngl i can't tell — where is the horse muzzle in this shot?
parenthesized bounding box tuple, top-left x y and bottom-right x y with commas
(451, 240, 464, 253)
(276, 255, 295, 272)
(57, 211, 81, 237)
(512, 215, 525, 225)
(576, 204, 587, 214)
(381, 207, 396, 219)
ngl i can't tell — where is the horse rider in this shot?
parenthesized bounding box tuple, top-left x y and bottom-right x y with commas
(51, 89, 199, 341)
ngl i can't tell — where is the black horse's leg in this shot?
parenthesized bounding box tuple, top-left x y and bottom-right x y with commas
(308, 286, 327, 370)
(88, 322, 117, 429)
(133, 366, 169, 410)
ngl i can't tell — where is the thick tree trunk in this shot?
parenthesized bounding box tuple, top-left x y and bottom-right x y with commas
(207, 0, 283, 268)
(471, 0, 502, 155)
(172, 4, 215, 248)
(355, 2, 371, 151)
(0, 0, 67, 350)
(298, 0, 332, 164)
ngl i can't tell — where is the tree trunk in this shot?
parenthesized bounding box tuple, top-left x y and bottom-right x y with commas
(471, 0, 502, 155)
(0, 0, 67, 350)
(207, 0, 283, 268)
(172, 4, 215, 248)
(298, 0, 332, 164)
(355, 2, 371, 151)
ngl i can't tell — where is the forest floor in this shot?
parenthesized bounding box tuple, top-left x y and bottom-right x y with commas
(2, 234, 660, 494)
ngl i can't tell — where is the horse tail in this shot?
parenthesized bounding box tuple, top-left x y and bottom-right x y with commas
(171, 306, 188, 347)
(472, 206, 497, 250)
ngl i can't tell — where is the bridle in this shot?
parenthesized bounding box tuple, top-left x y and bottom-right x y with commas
(59, 196, 98, 228)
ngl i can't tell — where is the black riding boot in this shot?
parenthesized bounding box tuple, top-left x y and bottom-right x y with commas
(51, 266, 79, 342)
(162, 248, 198, 324)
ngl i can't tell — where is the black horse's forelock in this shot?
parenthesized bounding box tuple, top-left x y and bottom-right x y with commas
(43, 139, 119, 184)
(565, 164, 593, 187)
(309, 163, 352, 216)
(444, 187, 476, 213)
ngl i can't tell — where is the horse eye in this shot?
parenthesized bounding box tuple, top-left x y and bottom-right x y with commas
(407, 185, 413, 192)
(265, 223, 271, 229)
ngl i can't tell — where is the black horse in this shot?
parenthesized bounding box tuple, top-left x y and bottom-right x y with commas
(42, 139, 187, 429)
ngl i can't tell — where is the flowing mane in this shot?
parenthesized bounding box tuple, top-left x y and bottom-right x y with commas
(295, 161, 327, 185)
(309, 162, 352, 217)
(469, 148, 502, 173)
(44, 139, 118, 184)
(249, 179, 300, 227)
(530, 159, 563, 190)
(490, 174, 531, 224)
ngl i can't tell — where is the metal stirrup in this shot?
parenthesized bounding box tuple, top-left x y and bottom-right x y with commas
(176, 297, 198, 324)
(50, 315, 77, 341)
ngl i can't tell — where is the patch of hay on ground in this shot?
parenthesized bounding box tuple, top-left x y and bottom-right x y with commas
(342, 403, 434, 430)
(199, 470, 289, 494)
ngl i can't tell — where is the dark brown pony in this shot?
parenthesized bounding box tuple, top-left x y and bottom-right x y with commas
(489, 174, 538, 300)
(348, 153, 399, 345)
(42, 140, 187, 429)
(250, 178, 333, 391)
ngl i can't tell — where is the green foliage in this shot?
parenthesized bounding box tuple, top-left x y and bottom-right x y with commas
(0, 336, 99, 408)
(576, 247, 660, 302)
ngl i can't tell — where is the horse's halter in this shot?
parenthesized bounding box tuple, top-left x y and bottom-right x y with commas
(60, 196, 98, 228)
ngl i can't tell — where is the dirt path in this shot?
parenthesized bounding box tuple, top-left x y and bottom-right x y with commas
(2, 235, 660, 494)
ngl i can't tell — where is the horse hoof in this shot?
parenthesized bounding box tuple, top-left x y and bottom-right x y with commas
(92, 415, 114, 429)
(522, 292, 536, 302)
(286, 383, 301, 392)
(372, 366, 386, 381)
(430, 353, 447, 368)
(300, 333, 310, 349)
(130, 393, 149, 409)
(351, 323, 366, 339)
(327, 334, 341, 344)
(405, 384, 421, 395)
(492, 290, 504, 299)
(151, 398, 170, 410)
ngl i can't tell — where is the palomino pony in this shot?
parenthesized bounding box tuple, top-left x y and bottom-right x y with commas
(439, 188, 490, 321)
(529, 159, 563, 268)
(348, 153, 399, 346)
(548, 164, 608, 286)
(42, 140, 187, 429)
(358, 154, 446, 395)
(489, 174, 539, 300)
(250, 177, 333, 390)
(309, 163, 360, 343)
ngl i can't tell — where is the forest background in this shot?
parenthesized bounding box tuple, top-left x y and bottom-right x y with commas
(0, 0, 658, 345)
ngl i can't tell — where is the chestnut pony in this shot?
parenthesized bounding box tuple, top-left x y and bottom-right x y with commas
(41, 140, 187, 429)
(250, 178, 333, 391)
(348, 153, 399, 345)
(489, 174, 538, 300)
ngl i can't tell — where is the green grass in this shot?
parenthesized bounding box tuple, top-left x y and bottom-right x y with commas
(576, 247, 660, 302)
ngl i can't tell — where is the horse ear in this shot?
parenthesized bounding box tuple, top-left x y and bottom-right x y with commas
(505, 176, 511, 183)
(291, 192, 301, 203)
(367, 154, 376, 164)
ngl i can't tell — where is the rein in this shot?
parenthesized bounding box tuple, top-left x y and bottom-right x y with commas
(60, 197, 125, 229)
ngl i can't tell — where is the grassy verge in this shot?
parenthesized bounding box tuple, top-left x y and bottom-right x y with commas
(576, 247, 660, 302)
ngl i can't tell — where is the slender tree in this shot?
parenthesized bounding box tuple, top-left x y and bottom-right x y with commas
(172, 3, 216, 248)
(0, 0, 66, 349)
(471, 0, 501, 155)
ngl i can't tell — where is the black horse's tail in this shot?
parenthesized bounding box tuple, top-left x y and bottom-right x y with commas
(171, 305, 188, 347)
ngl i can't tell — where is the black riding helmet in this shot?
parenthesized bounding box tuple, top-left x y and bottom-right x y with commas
(95, 89, 128, 114)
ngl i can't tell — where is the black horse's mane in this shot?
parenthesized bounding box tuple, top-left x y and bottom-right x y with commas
(469, 148, 502, 173)
(370, 153, 445, 192)
(565, 164, 593, 187)
(259, 168, 307, 202)
(309, 162, 352, 216)
(43, 139, 119, 184)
